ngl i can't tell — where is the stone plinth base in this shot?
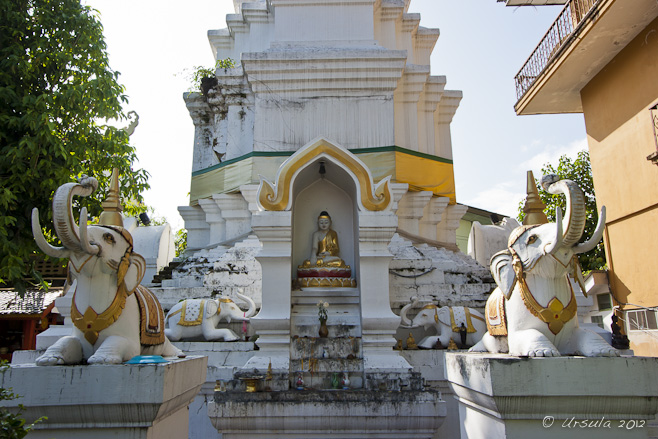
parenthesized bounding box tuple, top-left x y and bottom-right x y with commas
(446, 353, 658, 439)
(0, 356, 207, 439)
(209, 389, 445, 438)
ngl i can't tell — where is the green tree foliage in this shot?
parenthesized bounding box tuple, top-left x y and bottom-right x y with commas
(175, 228, 187, 257)
(518, 150, 606, 272)
(0, 0, 149, 292)
(182, 58, 236, 92)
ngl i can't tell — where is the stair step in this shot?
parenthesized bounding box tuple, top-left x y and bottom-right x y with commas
(291, 337, 362, 359)
(290, 358, 363, 373)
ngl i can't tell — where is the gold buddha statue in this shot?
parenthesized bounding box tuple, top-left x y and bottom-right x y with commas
(297, 211, 355, 288)
(301, 211, 348, 269)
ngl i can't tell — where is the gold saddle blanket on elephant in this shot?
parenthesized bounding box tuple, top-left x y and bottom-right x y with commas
(448, 307, 479, 333)
(485, 289, 508, 336)
(134, 286, 166, 346)
(170, 299, 206, 327)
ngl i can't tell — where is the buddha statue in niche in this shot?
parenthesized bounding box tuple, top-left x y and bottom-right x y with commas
(306, 211, 346, 268)
(297, 211, 355, 288)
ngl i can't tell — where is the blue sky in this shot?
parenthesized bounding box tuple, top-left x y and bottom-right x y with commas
(86, 0, 587, 229)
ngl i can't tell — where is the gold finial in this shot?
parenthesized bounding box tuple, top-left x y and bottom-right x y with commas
(99, 168, 124, 227)
(522, 170, 548, 226)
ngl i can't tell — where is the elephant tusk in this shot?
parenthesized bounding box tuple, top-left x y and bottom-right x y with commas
(32, 208, 69, 258)
(574, 206, 606, 254)
(79, 207, 100, 256)
(400, 296, 421, 327)
(236, 289, 257, 318)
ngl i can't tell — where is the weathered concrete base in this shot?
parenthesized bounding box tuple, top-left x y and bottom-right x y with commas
(209, 389, 445, 438)
(446, 353, 658, 439)
(0, 356, 207, 439)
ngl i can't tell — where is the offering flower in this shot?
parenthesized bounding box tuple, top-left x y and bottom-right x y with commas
(317, 301, 329, 321)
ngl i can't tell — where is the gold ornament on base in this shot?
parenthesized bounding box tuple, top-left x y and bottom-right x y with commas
(406, 333, 418, 350)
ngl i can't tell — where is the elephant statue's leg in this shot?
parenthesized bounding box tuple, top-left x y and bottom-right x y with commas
(469, 332, 508, 353)
(36, 336, 83, 366)
(561, 327, 620, 357)
(142, 338, 183, 357)
(202, 327, 240, 342)
(165, 325, 182, 342)
(417, 335, 440, 349)
(88, 335, 140, 364)
(508, 329, 559, 357)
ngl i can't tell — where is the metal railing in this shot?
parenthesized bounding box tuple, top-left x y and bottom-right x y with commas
(514, 0, 599, 100)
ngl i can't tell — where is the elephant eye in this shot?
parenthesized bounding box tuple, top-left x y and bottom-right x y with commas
(103, 233, 116, 245)
(527, 235, 538, 245)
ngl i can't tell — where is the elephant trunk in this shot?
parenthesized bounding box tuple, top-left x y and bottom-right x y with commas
(541, 175, 586, 249)
(32, 208, 69, 258)
(236, 290, 256, 318)
(52, 178, 99, 253)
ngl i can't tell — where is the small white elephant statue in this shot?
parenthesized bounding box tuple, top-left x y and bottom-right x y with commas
(165, 291, 256, 341)
(400, 297, 487, 349)
(470, 175, 619, 357)
(32, 174, 181, 365)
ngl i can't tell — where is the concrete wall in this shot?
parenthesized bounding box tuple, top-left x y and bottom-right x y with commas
(580, 16, 658, 356)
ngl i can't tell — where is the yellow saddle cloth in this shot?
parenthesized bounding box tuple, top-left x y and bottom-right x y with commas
(134, 286, 166, 346)
(485, 289, 508, 337)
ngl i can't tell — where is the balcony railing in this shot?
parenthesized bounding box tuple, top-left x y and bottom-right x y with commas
(514, 0, 599, 100)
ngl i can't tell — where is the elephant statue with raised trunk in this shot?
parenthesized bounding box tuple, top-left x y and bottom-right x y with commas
(400, 297, 487, 349)
(165, 291, 257, 341)
(470, 174, 618, 357)
(32, 173, 181, 365)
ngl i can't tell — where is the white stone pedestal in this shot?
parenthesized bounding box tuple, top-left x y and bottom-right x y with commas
(445, 353, 658, 439)
(0, 356, 207, 439)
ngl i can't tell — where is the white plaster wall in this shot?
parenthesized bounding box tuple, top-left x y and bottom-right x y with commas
(253, 95, 396, 151)
(292, 179, 356, 277)
(226, 103, 255, 161)
(272, 2, 376, 46)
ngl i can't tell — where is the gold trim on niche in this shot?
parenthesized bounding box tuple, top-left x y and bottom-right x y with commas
(258, 139, 391, 211)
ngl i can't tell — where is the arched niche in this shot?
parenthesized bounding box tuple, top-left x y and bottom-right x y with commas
(291, 160, 358, 281)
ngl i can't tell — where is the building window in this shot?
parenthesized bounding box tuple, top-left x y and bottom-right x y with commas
(627, 309, 658, 331)
(596, 294, 612, 311)
(590, 315, 604, 330)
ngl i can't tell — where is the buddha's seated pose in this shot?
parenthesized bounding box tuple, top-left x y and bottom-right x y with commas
(301, 211, 347, 268)
(297, 211, 355, 288)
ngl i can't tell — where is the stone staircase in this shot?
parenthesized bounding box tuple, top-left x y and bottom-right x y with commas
(150, 259, 182, 285)
(290, 288, 364, 389)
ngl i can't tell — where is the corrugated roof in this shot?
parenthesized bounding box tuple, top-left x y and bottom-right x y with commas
(0, 289, 64, 315)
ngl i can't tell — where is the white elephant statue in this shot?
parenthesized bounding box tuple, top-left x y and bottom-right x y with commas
(470, 174, 619, 357)
(32, 175, 181, 365)
(165, 291, 256, 341)
(400, 297, 487, 349)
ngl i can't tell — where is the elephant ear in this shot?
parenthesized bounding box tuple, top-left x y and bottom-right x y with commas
(490, 250, 516, 300)
(205, 300, 219, 318)
(123, 252, 146, 293)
